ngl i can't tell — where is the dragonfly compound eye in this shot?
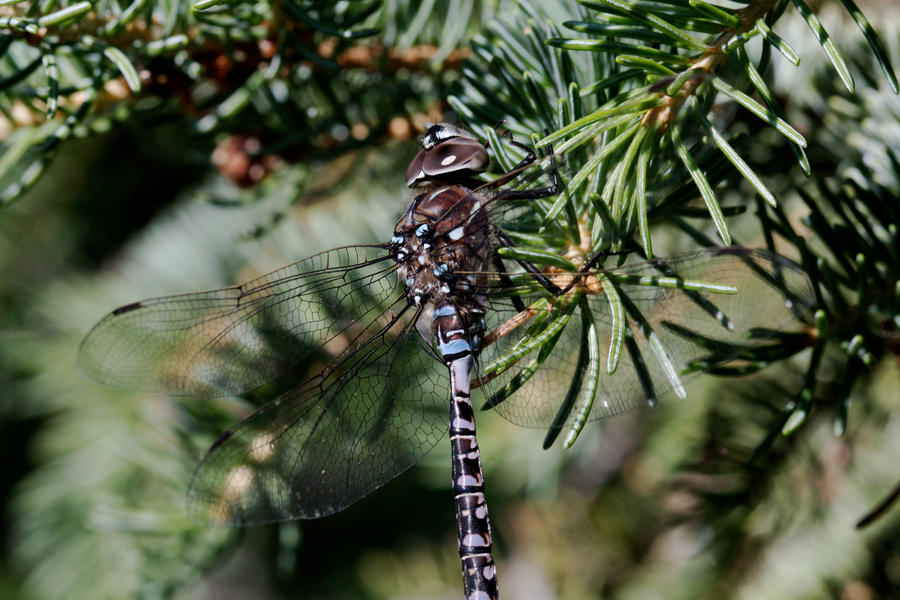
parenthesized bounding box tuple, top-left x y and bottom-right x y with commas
(421, 138, 488, 178)
(407, 125, 488, 187)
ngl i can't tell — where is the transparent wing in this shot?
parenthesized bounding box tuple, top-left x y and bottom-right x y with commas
(78, 245, 398, 397)
(478, 248, 814, 428)
(187, 301, 449, 525)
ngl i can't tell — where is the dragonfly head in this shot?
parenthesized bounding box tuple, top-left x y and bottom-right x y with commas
(406, 123, 489, 188)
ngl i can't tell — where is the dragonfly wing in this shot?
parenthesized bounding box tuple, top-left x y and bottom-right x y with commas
(78, 245, 398, 397)
(187, 303, 449, 524)
(479, 248, 814, 427)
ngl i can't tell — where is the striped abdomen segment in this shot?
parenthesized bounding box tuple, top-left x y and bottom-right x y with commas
(434, 302, 497, 599)
(450, 369, 498, 600)
(446, 355, 498, 598)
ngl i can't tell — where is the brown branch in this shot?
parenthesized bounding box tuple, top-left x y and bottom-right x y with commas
(642, 0, 779, 134)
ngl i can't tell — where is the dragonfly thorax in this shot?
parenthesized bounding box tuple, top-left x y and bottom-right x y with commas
(393, 184, 490, 303)
(392, 184, 490, 358)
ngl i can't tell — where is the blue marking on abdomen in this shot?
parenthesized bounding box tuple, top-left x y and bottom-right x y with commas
(438, 338, 471, 358)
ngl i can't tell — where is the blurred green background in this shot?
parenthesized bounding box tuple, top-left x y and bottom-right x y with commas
(1, 1, 900, 599)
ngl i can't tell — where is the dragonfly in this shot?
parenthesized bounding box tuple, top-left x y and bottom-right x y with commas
(78, 124, 814, 600)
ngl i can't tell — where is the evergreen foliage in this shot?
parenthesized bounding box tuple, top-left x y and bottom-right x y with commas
(1, 0, 898, 599)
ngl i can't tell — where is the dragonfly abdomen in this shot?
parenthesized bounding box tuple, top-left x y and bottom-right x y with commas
(448, 352, 499, 600)
(435, 297, 497, 600)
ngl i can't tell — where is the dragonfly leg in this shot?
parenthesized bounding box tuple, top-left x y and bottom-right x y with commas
(483, 136, 563, 298)
(556, 249, 633, 295)
(491, 153, 559, 200)
(494, 227, 633, 299)
(479, 130, 559, 198)
(492, 227, 565, 296)
(489, 122, 538, 173)
(490, 251, 527, 313)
